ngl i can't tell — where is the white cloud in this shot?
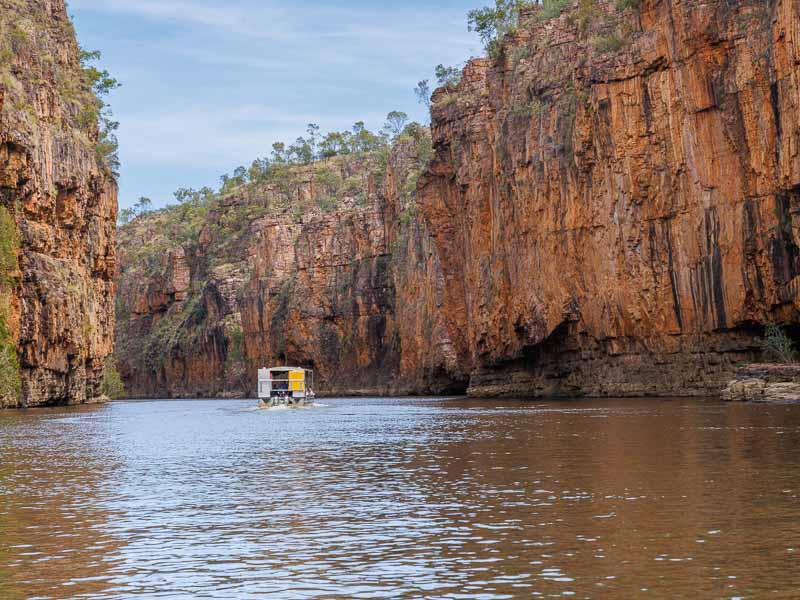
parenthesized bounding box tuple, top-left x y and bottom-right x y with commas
(72, 0, 289, 36)
(119, 104, 389, 166)
(68, 0, 481, 207)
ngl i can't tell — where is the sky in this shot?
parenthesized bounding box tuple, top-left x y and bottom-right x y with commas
(66, 0, 483, 210)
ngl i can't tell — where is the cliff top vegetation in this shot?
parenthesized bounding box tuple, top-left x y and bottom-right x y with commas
(117, 114, 432, 280)
(467, 0, 641, 55)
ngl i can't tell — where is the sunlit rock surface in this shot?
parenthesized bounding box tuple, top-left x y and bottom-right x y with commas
(0, 0, 117, 408)
(416, 0, 800, 397)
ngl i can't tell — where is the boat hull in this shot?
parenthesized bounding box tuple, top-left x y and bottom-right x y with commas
(259, 394, 314, 408)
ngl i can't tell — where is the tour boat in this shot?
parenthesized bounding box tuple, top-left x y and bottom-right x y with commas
(258, 367, 315, 407)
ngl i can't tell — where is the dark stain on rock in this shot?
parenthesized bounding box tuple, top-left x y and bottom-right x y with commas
(705, 208, 728, 329)
(771, 192, 800, 286)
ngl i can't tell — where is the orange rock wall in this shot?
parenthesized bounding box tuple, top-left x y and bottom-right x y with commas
(0, 0, 117, 408)
(414, 0, 800, 396)
(115, 151, 426, 398)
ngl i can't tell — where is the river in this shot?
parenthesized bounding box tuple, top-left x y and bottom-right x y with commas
(1, 397, 799, 598)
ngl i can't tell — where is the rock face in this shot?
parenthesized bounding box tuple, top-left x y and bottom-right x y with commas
(722, 364, 800, 402)
(115, 139, 455, 397)
(413, 0, 800, 397)
(0, 0, 117, 408)
(116, 0, 800, 399)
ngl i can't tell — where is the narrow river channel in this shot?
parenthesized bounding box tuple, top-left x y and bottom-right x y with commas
(1, 398, 798, 598)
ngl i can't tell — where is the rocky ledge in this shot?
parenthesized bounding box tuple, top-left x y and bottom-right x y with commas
(722, 364, 800, 403)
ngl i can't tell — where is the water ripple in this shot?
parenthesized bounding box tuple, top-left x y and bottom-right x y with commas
(1, 397, 799, 598)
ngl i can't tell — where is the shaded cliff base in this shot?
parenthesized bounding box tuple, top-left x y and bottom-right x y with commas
(468, 327, 761, 399)
(119, 367, 470, 401)
(126, 328, 765, 401)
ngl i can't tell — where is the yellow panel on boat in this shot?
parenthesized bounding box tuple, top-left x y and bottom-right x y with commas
(289, 370, 305, 392)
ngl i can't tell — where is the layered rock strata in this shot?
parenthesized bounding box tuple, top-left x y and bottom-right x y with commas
(0, 0, 117, 408)
(723, 364, 800, 402)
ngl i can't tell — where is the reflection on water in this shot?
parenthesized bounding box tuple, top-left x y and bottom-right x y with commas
(1, 398, 799, 598)
(0, 406, 125, 599)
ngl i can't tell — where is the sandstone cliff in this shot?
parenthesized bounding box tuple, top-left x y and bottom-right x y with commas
(0, 0, 117, 408)
(416, 0, 800, 396)
(116, 0, 800, 399)
(114, 131, 456, 397)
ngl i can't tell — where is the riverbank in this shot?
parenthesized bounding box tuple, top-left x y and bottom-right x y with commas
(722, 364, 800, 403)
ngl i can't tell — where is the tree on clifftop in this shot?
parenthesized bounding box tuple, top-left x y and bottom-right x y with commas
(435, 64, 462, 89)
(414, 80, 431, 110)
(383, 111, 409, 139)
(79, 49, 121, 176)
(468, 0, 534, 57)
(134, 196, 152, 214)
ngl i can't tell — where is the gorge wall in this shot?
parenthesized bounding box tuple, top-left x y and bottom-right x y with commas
(116, 0, 800, 399)
(115, 133, 463, 397)
(0, 0, 117, 408)
(417, 0, 800, 397)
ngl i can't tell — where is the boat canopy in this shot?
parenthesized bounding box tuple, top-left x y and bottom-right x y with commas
(258, 367, 314, 401)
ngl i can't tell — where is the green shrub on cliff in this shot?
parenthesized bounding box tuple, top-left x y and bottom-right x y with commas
(399, 206, 416, 227)
(400, 122, 432, 166)
(0, 316, 20, 401)
(756, 324, 798, 364)
(78, 49, 121, 176)
(316, 196, 339, 213)
(95, 116, 120, 175)
(225, 325, 245, 369)
(314, 167, 343, 190)
(569, 0, 602, 31)
(539, 0, 570, 19)
(0, 206, 20, 401)
(593, 32, 626, 53)
(0, 206, 18, 285)
(511, 98, 547, 118)
(393, 124, 433, 220)
(100, 360, 125, 399)
(435, 64, 462, 89)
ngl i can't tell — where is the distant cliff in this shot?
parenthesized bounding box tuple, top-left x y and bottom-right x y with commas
(0, 0, 117, 408)
(116, 0, 800, 399)
(115, 127, 461, 397)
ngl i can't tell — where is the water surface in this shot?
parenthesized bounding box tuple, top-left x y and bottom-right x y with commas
(1, 397, 799, 598)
